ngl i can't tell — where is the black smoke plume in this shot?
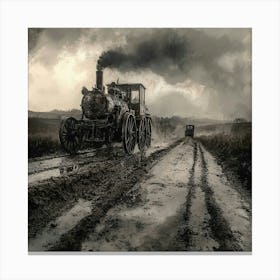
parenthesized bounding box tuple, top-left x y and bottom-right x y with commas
(97, 30, 193, 76)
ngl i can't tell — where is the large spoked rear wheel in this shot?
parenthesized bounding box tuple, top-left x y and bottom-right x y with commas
(145, 117, 152, 148)
(122, 113, 137, 154)
(59, 117, 81, 155)
(138, 118, 146, 152)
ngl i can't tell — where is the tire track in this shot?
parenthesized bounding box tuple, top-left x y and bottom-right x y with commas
(29, 139, 184, 251)
(200, 144, 251, 251)
(181, 140, 220, 251)
(184, 144, 219, 251)
(182, 140, 198, 247)
(198, 143, 242, 251)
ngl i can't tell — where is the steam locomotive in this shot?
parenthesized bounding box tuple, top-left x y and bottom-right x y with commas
(59, 66, 152, 155)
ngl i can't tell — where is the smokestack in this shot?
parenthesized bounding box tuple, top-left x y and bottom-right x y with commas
(96, 69, 103, 91)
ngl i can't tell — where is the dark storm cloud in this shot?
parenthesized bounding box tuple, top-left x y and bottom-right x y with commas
(28, 28, 44, 53)
(28, 28, 82, 50)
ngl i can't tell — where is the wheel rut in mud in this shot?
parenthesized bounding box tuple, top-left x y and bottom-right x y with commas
(182, 141, 198, 247)
(28, 139, 184, 251)
(198, 144, 242, 251)
(182, 140, 220, 251)
(182, 141, 246, 251)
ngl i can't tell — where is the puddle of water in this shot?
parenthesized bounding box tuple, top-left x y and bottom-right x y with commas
(28, 151, 97, 175)
(28, 162, 80, 184)
(28, 168, 61, 184)
(29, 199, 92, 251)
(28, 153, 94, 184)
(28, 157, 63, 174)
(28, 143, 172, 184)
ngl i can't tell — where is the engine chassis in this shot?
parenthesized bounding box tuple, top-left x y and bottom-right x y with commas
(59, 113, 152, 155)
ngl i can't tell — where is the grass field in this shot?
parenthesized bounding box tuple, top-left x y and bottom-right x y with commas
(197, 122, 252, 191)
(28, 118, 62, 158)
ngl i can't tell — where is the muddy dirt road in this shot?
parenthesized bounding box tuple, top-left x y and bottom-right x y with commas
(28, 138, 251, 252)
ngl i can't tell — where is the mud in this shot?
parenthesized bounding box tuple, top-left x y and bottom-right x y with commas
(28, 146, 123, 184)
(81, 141, 193, 251)
(29, 199, 92, 251)
(184, 143, 219, 251)
(200, 145, 251, 251)
(29, 139, 183, 249)
(28, 138, 251, 252)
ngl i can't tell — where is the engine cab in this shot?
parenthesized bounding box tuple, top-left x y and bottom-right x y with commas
(107, 83, 147, 117)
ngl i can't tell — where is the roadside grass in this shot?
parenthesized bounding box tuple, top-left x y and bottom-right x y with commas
(28, 118, 62, 158)
(28, 136, 62, 158)
(197, 124, 251, 191)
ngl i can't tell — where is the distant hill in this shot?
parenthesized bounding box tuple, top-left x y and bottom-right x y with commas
(28, 109, 82, 119)
(151, 115, 227, 128)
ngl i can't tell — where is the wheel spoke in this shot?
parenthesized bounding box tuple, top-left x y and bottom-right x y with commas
(128, 135, 132, 150)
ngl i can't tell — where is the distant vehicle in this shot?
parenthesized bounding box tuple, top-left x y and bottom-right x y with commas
(185, 125, 195, 137)
(233, 118, 247, 123)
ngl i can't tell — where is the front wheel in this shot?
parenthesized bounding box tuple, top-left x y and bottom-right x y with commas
(59, 117, 81, 155)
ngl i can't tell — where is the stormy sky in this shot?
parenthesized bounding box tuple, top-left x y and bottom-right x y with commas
(28, 28, 251, 120)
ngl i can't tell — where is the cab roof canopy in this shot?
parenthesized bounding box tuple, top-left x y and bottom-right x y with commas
(107, 83, 146, 90)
